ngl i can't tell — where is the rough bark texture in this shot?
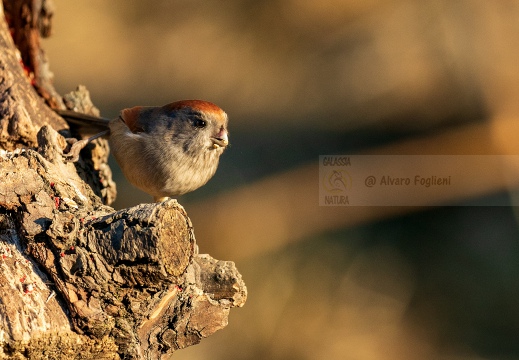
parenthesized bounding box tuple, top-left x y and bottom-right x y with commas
(0, 1, 247, 359)
(3, 0, 64, 109)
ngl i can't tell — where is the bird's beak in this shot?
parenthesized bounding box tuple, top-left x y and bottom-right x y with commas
(211, 128, 229, 148)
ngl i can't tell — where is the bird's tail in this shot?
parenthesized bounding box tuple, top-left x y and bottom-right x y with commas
(55, 109, 111, 137)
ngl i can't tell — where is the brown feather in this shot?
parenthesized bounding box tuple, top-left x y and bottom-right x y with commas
(163, 100, 224, 115)
(120, 106, 144, 133)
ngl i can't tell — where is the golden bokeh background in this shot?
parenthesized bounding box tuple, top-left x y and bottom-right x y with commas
(44, 1, 519, 359)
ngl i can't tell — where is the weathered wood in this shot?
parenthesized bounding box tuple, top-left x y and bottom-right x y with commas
(3, 0, 65, 109)
(0, 131, 247, 358)
(0, 0, 66, 151)
(0, 1, 247, 358)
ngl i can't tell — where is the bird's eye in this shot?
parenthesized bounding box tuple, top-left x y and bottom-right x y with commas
(193, 119, 207, 128)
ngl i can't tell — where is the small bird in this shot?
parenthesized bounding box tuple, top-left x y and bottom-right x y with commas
(58, 100, 229, 202)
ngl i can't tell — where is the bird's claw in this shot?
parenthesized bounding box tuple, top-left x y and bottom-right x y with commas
(63, 138, 89, 162)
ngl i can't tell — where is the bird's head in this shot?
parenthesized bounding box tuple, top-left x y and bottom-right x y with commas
(121, 100, 229, 156)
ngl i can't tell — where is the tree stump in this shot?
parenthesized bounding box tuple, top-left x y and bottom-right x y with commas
(0, 2, 246, 359)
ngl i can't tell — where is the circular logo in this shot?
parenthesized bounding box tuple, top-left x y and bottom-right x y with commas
(323, 169, 351, 193)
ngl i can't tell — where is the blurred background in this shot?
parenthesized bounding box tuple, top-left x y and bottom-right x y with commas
(43, 1, 519, 359)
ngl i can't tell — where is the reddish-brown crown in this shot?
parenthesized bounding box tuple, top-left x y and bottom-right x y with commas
(120, 100, 227, 134)
(163, 100, 225, 116)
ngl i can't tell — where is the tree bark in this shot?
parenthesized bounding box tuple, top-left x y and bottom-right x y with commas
(0, 1, 247, 359)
